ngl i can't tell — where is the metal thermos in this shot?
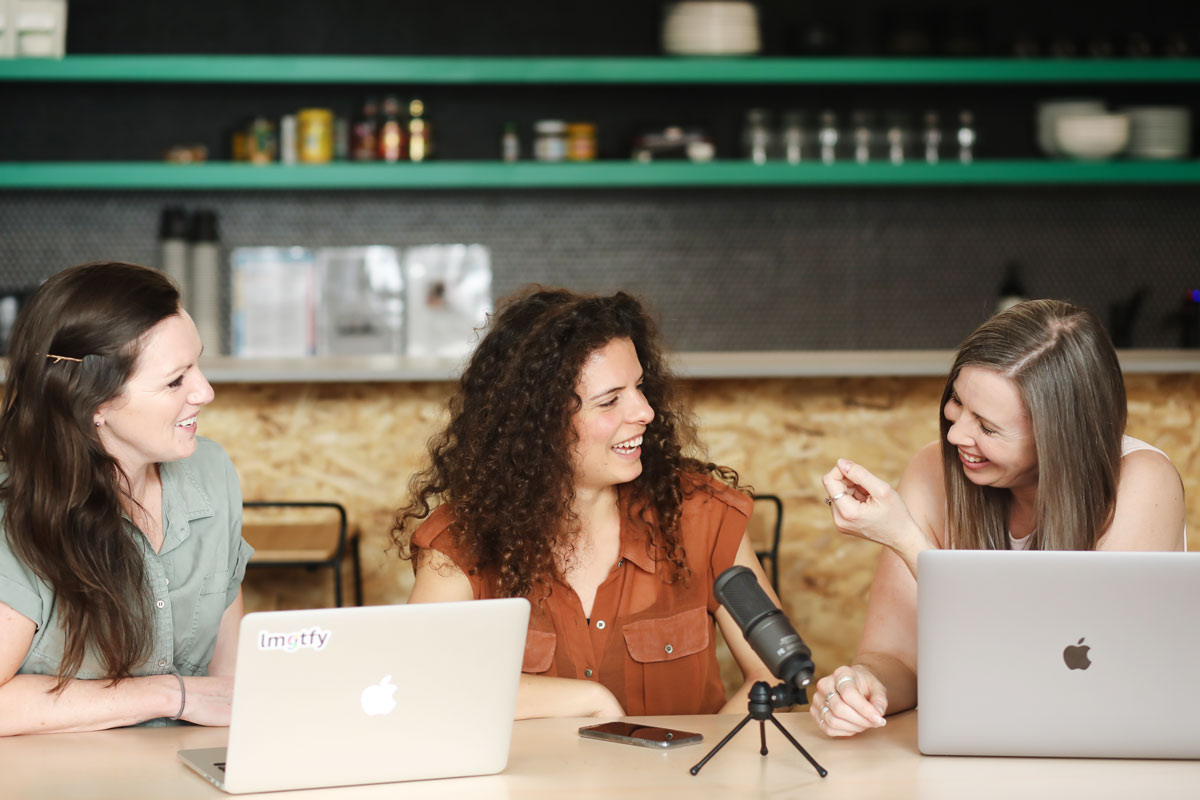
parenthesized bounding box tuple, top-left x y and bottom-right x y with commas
(189, 209, 222, 354)
(158, 206, 191, 306)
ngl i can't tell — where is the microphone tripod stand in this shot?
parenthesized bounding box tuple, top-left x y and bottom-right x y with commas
(689, 680, 828, 778)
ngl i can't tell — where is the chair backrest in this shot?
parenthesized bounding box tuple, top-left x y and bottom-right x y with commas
(241, 501, 349, 566)
(749, 493, 783, 594)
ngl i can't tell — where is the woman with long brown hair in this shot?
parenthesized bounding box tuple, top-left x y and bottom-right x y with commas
(810, 299, 1185, 737)
(0, 262, 251, 735)
(394, 287, 777, 718)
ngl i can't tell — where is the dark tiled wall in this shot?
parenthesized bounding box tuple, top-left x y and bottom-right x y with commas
(1, 187, 1196, 350)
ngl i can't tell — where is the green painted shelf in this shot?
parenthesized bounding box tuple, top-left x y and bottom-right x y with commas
(2, 161, 1199, 189)
(2, 56, 1200, 84)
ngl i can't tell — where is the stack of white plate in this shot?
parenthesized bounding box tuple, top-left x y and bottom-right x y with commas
(661, 1, 761, 56)
(1123, 106, 1191, 160)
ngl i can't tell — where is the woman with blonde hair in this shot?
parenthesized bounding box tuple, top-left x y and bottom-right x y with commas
(811, 299, 1185, 737)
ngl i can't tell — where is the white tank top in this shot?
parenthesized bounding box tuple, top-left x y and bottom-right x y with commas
(1008, 436, 1183, 551)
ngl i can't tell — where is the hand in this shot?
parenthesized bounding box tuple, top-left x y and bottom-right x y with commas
(178, 676, 234, 727)
(810, 665, 887, 738)
(822, 459, 929, 564)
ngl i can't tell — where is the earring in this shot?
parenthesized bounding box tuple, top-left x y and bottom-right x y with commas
(94, 421, 102, 427)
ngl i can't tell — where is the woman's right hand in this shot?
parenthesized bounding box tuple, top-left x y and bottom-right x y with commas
(178, 675, 234, 727)
(810, 665, 888, 738)
(822, 459, 932, 573)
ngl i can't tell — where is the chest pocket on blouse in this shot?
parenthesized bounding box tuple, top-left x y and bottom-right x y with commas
(622, 606, 714, 715)
(178, 569, 228, 673)
(522, 628, 556, 674)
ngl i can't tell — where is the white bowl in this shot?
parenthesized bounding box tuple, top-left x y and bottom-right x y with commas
(1054, 113, 1130, 160)
(662, 1, 761, 55)
(1036, 99, 1105, 156)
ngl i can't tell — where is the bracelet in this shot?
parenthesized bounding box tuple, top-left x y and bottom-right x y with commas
(169, 671, 186, 721)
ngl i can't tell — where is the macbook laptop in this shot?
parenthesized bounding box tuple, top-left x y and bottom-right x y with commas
(918, 550, 1200, 758)
(179, 598, 530, 793)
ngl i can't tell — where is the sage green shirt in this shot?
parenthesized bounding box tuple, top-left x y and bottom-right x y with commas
(0, 436, 252, 724)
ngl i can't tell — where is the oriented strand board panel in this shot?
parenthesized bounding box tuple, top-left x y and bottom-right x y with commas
(204, 373, 1200, 683)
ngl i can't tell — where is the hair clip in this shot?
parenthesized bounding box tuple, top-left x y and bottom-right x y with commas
(44, 353, 84, 364)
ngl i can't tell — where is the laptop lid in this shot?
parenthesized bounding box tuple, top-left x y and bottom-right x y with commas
(918, 550, 1200, 759)
(181, 598, 529, 793)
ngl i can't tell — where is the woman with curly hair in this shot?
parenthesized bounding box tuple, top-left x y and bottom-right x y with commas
(394, 288, 777, 719)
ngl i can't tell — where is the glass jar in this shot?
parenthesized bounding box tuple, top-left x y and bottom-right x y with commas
(534, 120, 568, 162)
(566, 123, 597, 161)
(297, 108, 334, 164)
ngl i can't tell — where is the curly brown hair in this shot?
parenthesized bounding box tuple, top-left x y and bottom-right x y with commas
(392, 287, 739, 599)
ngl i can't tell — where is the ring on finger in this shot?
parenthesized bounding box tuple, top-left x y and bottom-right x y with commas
(835, 675, 855, 691)
(825, 690, 837, 703)
(819, 704, 831, 721)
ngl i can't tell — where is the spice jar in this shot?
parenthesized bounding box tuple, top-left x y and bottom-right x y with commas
(566, 123, 597, 161)
(533, 120, 568, 162)
(297, 108, 334, 164)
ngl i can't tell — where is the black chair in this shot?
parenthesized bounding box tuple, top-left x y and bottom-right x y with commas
(241, 500, 363, 607)
(750, 493, 783, 594)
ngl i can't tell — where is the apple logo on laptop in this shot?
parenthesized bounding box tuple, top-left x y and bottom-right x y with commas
(1062, 638, 1092, 671)
(360, 675, 398, 716)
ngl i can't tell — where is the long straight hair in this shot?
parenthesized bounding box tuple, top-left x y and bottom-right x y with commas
(0, 262, 180, 688)
(941, 300, 1126, 551)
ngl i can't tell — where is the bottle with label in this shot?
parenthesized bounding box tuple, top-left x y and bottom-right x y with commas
(851, 110, 874, 164)
(501, 122, 520, 162)
(923, 110, 942, 164)
(742, 108, 772, 165)
(158, 206, 191, 306)
(780, 111, 807, 164)
(377, 95, 407, 163)
(407, 98, 430, 162)
(818, 110, 839, 164)
(957, 110, 976, 164)
(351, 98, 379, 161)
(189, 210, 223, 354)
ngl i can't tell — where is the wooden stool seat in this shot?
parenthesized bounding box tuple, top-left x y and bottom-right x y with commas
(244, 522, 344, 563)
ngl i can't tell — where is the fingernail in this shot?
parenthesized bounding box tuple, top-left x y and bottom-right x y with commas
(838, 458, 852, 470)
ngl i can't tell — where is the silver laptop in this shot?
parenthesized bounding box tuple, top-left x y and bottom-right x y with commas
(918, 550, 1200, 758)
(179, 598, 530, 793)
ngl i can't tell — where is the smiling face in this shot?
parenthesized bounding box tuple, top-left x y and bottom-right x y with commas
(95, 310, 214, 477)
(943, 366, 1038, 491)
(569, 337, 656, 494)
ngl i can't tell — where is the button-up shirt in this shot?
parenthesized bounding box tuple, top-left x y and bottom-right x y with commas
(413, 472, 752, 715)
(0, 437, 252, 725)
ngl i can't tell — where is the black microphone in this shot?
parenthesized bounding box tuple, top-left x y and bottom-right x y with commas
(714, 565, 814, 695)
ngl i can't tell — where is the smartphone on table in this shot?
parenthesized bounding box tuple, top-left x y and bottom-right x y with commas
(578, 721, 703, 749)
